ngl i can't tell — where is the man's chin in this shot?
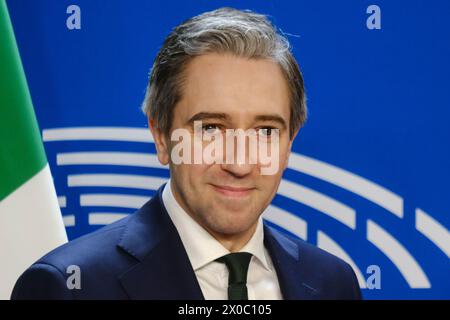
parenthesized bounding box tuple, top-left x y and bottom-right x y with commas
(204, 215, 259, 237)
(211, 197, 256, 214)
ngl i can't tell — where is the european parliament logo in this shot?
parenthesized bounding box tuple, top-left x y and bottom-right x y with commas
(42, 127, 450, 299)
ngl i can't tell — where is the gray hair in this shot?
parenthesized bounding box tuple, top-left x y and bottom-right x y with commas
(141, 7, 307, 139)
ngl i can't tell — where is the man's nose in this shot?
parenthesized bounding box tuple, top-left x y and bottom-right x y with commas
(220, 161, 255, 177)
(221, 144, 256, 177)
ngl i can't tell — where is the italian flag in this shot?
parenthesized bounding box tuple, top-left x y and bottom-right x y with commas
(0, 1, 67, 299)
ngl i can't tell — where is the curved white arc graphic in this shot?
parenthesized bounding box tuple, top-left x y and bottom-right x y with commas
(367, 220, 431, 288)
(262, 205, 307, 240)
(62, 215, 75, 227)
(416, 208, 450, 258)
(80, 194, 151, 209)
(43, 127, 153, 143)
(278, 179, 356, 229)
(57, 152, 167, 169)
(88, 213, 129, 225)
(289, 153, 403, 218)
(68, 174, 168, 191)
(317, 230, 366, 289)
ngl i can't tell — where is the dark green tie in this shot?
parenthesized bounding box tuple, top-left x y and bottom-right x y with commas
(216, 252, 253, 300)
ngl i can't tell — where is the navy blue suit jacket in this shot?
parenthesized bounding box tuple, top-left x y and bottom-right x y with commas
(12, 184, 361, 300)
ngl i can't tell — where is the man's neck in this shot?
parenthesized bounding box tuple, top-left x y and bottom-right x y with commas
(202, 221, 259, 253)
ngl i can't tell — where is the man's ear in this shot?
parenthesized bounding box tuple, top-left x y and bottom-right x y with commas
(284, 128, 300, 170)
(148, 118, 170, 165)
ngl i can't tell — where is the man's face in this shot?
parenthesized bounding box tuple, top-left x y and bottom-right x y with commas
(151, 53, 297, 238)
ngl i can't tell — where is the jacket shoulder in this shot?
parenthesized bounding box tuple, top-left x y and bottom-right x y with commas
(11, 263, 73, 299)
(38, 215, 132, 270)
(12, 216, 135, 299)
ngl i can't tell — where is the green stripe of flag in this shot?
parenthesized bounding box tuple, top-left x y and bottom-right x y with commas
(0, 0, 47, 201)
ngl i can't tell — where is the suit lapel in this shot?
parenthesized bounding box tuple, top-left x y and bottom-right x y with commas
(117, 184, 204, 300)
(264, 225, 320, 300)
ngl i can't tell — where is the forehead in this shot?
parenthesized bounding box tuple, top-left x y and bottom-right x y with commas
(174, 53, 291, 124)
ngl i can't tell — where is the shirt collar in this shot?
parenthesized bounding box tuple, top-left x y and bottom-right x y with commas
(162, 179, 271, 271)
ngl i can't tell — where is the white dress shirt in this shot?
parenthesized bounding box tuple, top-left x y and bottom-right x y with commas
(162, 179, 283, 300)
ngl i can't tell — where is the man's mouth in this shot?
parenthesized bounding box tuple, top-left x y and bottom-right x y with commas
(210, 184, 256, 198)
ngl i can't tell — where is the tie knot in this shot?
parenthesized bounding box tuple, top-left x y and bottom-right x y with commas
(216, 252, 253, 285)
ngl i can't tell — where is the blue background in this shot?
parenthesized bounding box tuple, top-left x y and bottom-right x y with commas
(6, 0, 450, 299)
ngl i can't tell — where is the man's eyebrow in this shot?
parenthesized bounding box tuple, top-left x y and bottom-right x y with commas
(254, 114, 287, 129)
(186, 112, 230, 124)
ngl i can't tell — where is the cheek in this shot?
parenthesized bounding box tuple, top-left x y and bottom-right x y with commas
(264, 171, 283, 188)
(259, 139, 291, 174)
(279, 140, 292, 168)
(172, 163, 211, 185)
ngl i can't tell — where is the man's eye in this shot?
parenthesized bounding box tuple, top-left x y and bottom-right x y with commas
(258, 127, 274, 136)
(202, 124, 221, 134)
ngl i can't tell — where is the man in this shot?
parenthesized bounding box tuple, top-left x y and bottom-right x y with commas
(12, 7, 361, 300)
